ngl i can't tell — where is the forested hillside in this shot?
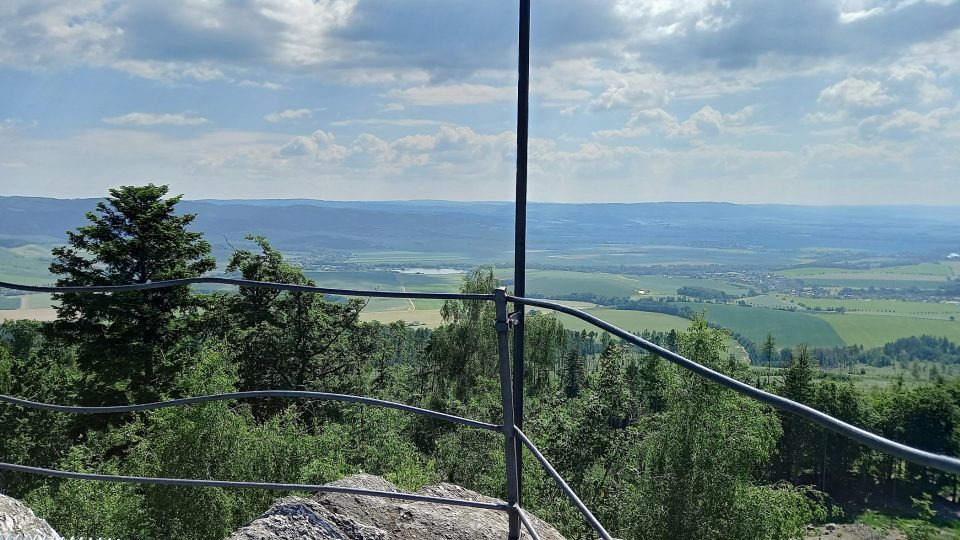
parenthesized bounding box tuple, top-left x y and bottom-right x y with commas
(2, 186, 960, 539)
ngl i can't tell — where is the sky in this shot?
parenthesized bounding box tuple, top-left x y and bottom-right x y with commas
(1, 0, 959, 205)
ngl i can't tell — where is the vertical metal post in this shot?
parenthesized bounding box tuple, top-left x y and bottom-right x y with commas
(495, 287, 521, 539)
(513, 0, 531, 508)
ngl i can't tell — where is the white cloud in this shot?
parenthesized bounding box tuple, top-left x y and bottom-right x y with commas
(264, 108, 313, 123)
(595, 105, 758, 140)
(588, 78, 670, 111)
(818, 78, 898, 109)
(803, 111, 847, 124)
(110, 60, 227, 84)
(839, 6, 885, 24)
(102, 112, 209, 126)
(275, 129, 345, 160)
(858, 107, 954, 139)
(239, 79, 283, 90)
(0, 0, 119, 68)
(593, 126, 652, 139)
(330, 118, 449, 127)
(390, 84, 515, 106)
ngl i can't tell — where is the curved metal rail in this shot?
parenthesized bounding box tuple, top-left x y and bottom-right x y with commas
(0, 462, 509, 512)
(0, 390, 500, 432)
(511, 295, 960, 476)
(0, 278, 493, 301)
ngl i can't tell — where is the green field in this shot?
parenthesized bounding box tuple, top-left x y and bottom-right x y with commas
(305, 270, 463, 312)
(548, 307, 748, 362)
(780, 262, 955, 278)
(777, 263, 954, 289)
(551, 307, 692, 334)
(814, 313, 960, 349)
(521, 270, 654, 297)
(526, 243, 809, 268)
(741, 295, 802, 309)
(521, 269, 751, 299)
(796, 277, 948, 289)
(679, 302, 846, 348)
(791, 298, 960, 320)
(0, 246, 54, 285)
(359, 309, 445, 327)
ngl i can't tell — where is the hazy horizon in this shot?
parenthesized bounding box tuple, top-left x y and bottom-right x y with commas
(3, 194, 960, 209)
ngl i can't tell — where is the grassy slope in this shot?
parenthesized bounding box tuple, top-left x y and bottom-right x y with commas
(792, 298, 960, 320)
(552, 308, 692, 334)
(815, 313, 960, 349)
(679, 302, 846, 348)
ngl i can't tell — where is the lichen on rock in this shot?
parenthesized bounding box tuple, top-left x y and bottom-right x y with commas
(228, 474, 566, 540)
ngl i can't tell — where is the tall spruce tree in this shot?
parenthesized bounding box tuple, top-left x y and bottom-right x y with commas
(776, 344, 818, 482)
(762, 332, 777, 386)
(48, 184, 215, 404)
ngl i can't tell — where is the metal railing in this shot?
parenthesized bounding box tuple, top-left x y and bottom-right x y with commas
(3, 277, 960, 540)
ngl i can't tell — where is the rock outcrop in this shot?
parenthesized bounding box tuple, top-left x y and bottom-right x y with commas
(228, 474, 566, 540)
(0, 493, 61, 539)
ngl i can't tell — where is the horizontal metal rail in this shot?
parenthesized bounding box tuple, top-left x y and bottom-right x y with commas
(0, 278, 494, 301)
(0, 462, 509, 512)
(0, 390, 500, 432)
(514, 428, 612, 540)
(512, 295, 960, 476)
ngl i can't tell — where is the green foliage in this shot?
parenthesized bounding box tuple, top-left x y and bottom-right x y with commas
(47, 184, 215, 404)
(762, 332, 777, 384)
(523, 315, 820, 540)
(24, 446, 149, 538)
(427, 266, 501, 399)
(775, 345, 819, 482)
(561, 348, 585, 398)
(524, 312, 566, 392)
(215, 236, 369, 416)
(0, 321, 78, 494)
(627, 316, 807, 540)
(0, 342, 11, 394)
(899, 494, 939, 540)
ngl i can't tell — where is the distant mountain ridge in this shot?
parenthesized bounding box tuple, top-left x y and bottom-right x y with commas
(1, 197, 958, 263)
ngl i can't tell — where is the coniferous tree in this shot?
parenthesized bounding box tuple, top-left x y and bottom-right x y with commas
(562, 348, 585, 398)
(48, 184, 215, 404)
(777, 345, 817, 482)
(762, 332, 777, 385)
